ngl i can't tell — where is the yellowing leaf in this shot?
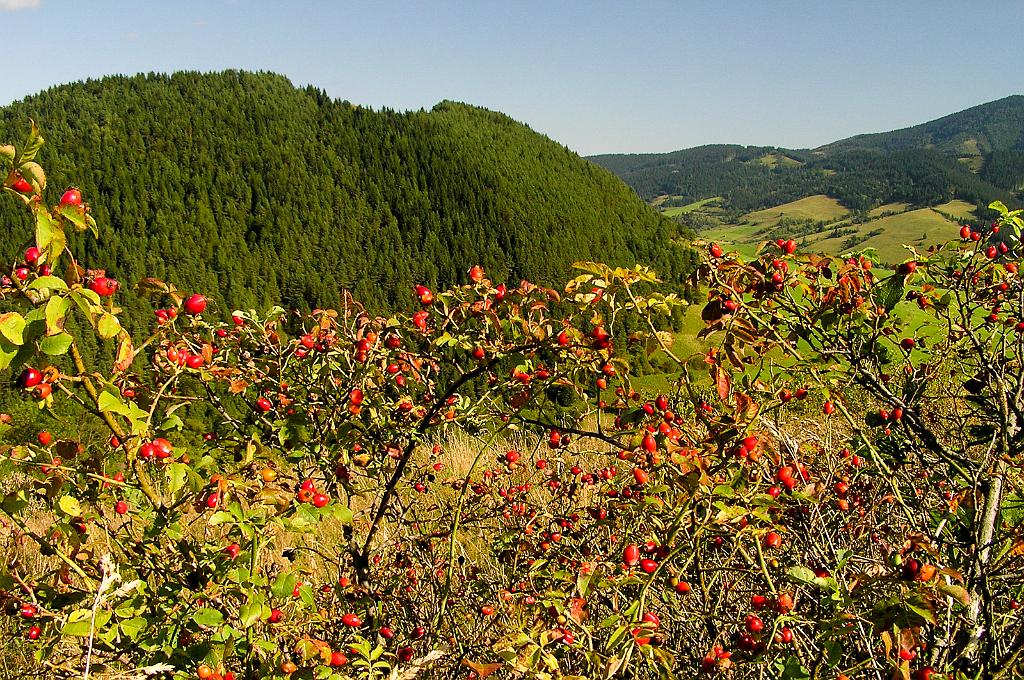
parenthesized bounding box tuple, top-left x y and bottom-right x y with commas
(114, 334, 134, 372)
(937, 581, 971, 605)
(98, 313, 121, 340)
(0, 312, 26, 345)
(462, 660, 501, 678)
(35, 209, 66, 265)
(58, 495, 82, 516)
(712, 364, 731, 401)
(18, 161, 45, 194)
(44, 296, 70, 335)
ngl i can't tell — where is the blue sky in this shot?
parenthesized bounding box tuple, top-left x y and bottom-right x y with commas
(1, 0, 1021, 155)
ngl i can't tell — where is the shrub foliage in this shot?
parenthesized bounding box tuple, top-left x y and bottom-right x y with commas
(0, 127, 1022, 680)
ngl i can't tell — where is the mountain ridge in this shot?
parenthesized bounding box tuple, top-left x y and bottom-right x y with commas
(818, 94, 1024, 155)
(588, 95, 1024, 214)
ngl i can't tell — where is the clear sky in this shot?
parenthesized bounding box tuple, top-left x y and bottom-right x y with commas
(1, 0, 1022, 155)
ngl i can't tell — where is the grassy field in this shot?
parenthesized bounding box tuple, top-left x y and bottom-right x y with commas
(868, 202, 911, 217)
(754, 153, 804, 169)
(661, 196, 722, 217)
(957, 156, 985, 172)
(649, 193, 981, 391)
(743, 194, 849, 227)
(934, 199, 977, 220)
(696, 195, 976, 264)
(812, 208, 962, 262)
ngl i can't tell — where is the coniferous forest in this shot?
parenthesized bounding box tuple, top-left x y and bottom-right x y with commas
(0, 71, 698, 328)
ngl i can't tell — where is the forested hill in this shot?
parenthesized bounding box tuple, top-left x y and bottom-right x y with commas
(589, 95, 1024, 214)
(0, 71, 695, 318)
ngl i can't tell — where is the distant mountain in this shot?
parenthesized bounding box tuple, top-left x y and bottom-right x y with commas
(820, 95, 1024, 156)
(589, 96, 1024, 214)
(0, 71, 696, 327)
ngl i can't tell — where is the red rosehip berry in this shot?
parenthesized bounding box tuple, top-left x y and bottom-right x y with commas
(60, 188, 82, 207)
(183, 294, 207, 315)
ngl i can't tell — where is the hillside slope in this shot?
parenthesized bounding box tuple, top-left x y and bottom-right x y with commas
(0, 71, 695, 320)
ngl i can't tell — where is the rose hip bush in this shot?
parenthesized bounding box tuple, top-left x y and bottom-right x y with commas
(0, 126, 1021, 680)
(699, 217, 1024, 679)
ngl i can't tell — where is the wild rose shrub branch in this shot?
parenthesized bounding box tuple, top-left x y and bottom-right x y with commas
(0, 126, 1021, 680)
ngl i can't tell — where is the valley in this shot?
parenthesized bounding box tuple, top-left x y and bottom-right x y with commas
(680, 193, 975, 262)
(591, 95, 1024, 263)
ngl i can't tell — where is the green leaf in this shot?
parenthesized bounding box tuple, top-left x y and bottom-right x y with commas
(69, 288, 96, 317)
(97, 390, 131, 415)
(271, 572, 298, 600)
(98, 313, 121, 340)
(576, 566, 595, 598)
(76, 287, 102, 306)
(21, 121, 44, 162)
(239, 599, 265, 628)
(58, 495, 82, 516)
(298, 584, 315, 607)
(227, 567, 252, 584)
(0, 313, 26, 345)
(323, 503, 354, 525)
(61, 608, 110, 636)
(1, 489, 29, 515)
(874, 276, 905, 312)
(712, 503, 747, 522)
(712, 484, 735, 498)
(779, 654, 811, 680)
(125, 403, 150, 436)
(255, 639, 278, 654)
(787, 566, 817, 585)
(606, 624, 629, 651)
(167, 462, 189, 496)
(39, 332, 73, 356)
(192, 607, 225, 628)
(936, 581, 971, 605)
(0, 338, 17, 371)
(135, 277, 171, 295)
(28, 276, 67, 293)
(61, 620, 93, 637)
(161, 413, 184, 431)
(23, 306, 45, 324)
(56, 202, 88, 231)
(989, 200, 1009, 216)
(119, 616, 147, 639)
(208, 511, 234, 526)
(288, 503, 319, 530)
(905, 595, 937, 625)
